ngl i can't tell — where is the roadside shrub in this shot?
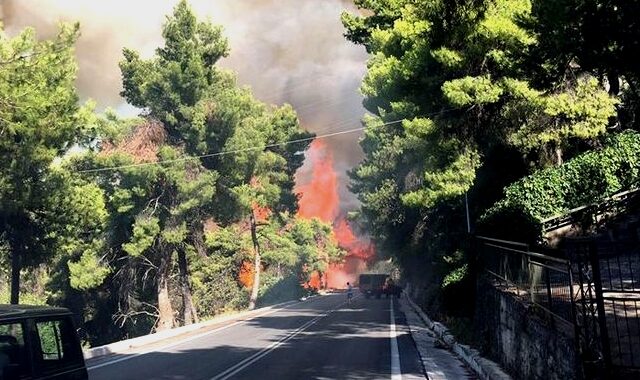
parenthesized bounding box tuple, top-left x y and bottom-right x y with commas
(482, 130, 640, 238)
(257, 272, 306, 307)
(191, 255, 248, 318)
(477, 203, 542, 242)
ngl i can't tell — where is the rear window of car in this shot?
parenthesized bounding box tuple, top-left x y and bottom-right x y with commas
(34, 317, 83, 374)
(0, 321, 29, 379)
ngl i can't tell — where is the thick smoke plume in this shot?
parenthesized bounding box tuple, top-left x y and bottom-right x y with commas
(1, 0, 367, 212)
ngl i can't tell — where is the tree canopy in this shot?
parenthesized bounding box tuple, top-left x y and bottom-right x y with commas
(66, 0, 338, 334)
(0, 21, 104, 304)
(342, 0, 632, 315)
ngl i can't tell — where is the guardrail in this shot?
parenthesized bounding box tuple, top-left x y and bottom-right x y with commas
(568, 239, 640, 375)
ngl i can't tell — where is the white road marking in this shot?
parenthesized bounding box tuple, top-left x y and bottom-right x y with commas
(390, 298, 402, 380)
(86, 301, 298, 371)
(210, 298, 347, 380)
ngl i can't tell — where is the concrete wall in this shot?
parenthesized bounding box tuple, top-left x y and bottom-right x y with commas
(476, 282, 581, 380)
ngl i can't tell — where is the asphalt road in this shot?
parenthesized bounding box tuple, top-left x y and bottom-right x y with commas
(87, 293, 425, 380)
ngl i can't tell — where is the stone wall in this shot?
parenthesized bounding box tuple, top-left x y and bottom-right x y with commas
(475, 281, 581, 380)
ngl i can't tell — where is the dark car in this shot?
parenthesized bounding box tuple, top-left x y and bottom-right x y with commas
(0, 305, 87, 380)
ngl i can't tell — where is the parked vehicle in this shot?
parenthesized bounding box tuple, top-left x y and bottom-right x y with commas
(0, 305, 87, 380)
(358, 274, 402, 299)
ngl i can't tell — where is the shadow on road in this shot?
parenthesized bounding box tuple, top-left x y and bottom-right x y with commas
(89, 297, 423, 380)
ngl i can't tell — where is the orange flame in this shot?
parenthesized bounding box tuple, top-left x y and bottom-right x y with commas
(333, 218, 375, 260)
(239, 260, 254, 289)
(295, 139, 374, 289)
(296, 140, 339, 223)
(252, 203, 271, 222)
(307, 271, 323, 289)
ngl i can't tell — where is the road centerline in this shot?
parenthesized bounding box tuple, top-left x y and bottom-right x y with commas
(210, 297, 347, 380)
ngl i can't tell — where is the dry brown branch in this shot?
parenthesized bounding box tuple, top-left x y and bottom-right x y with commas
(99, 119, 167, 163)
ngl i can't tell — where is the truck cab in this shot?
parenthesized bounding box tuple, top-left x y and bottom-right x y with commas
(358, 274, 388, 298)
(0, 305, 87, 380)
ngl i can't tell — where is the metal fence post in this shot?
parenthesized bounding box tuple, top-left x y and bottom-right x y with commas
(589, 241, 613, 373)
(546, 265, 553, 312)
(567, 260, 586, 380)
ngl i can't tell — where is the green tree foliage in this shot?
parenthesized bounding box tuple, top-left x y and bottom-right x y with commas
(47, 169, 110, 291)
(288, 217, 345, 281)
(119, 0, 230, 151)
(0, 22, 102, 304)
(343, 0, 619, 315)
(77, 120, 218, 330)
(483, 131, 640, 237)
(526, 1, 640, 105)
(0, 0, 339, 346)
(198, 214, 345, 311)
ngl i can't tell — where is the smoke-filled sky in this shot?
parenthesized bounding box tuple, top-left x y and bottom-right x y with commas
(1, 0, 369, 212)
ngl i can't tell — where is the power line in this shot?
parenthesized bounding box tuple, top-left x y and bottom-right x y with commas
(78, 108, 460, 174)
(78, 120, 401, 174)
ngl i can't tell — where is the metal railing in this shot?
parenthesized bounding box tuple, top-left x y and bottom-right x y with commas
(479, 235, 640, 376)
(542, 188, 640, 233)
(478, 236, 574, 324)
(572, 240, 640, 371)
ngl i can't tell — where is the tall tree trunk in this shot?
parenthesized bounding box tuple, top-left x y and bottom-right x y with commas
(608, 71, 620, 96)
(6, 218, 24, 305)
(248, 211, 261, 310)
(177, 247, 198, 325)
(156, 250, 174, 331)
(190, 228, 207, 258)
(10, 247, 21, 304)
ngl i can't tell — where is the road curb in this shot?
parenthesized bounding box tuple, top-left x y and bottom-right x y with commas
(405, 296, 512, 380)
(84, 299, 299, 360)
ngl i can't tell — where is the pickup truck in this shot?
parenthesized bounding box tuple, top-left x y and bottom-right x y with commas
(358, 274, 402, 299)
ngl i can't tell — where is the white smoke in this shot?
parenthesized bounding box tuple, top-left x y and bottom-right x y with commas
(2, 0, 368, 211)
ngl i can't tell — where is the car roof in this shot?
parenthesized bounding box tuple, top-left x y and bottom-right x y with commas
(0, 304, 72, 320)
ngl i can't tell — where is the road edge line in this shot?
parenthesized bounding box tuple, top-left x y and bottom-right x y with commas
(390, 298, 402, 380)
(85, 299, 300, 360)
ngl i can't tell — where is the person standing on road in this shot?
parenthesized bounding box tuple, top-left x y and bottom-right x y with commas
(346, 282, 353, 304)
